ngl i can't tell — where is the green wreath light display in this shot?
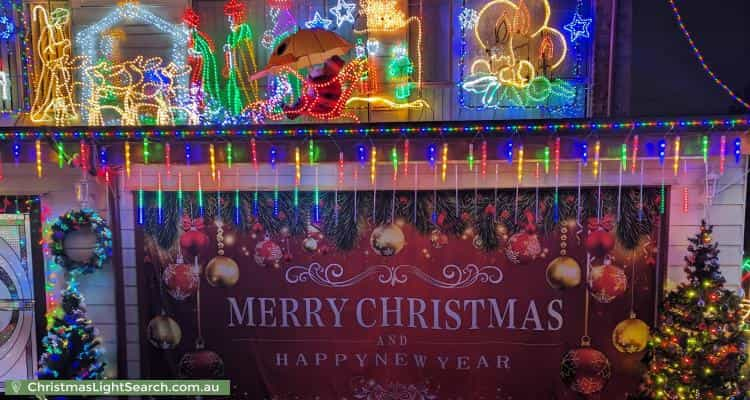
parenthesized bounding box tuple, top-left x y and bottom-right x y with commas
(50, 209, 112, 275)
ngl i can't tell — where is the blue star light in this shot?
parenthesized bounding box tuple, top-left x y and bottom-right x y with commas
(564, 12, 592, 42)
(329, 0, 356, 28)
(305, 11, 334, 30)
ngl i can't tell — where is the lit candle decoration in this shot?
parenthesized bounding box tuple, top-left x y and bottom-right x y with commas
(197, 171, 204, 216)
(125, 141, 131, 178)
(620, 143, 627, 171)
(467, 143, 474, 171)
(441, 143, 448, 182)
(481, 140, 487, 176)
(543, 145, 550, 174)
(427, 143, 437, 169)
(35, 140, 42, 178)
(371, 146, 377, 185)
(682, 186, 689, 214)
(138, 168, 144, 224)
(631, 135, 639, 173)
(735, 137, 742, 164)
(57, 142, 64, 169)
(185, 143, 192, 166)
(403, 140, 409, 176)
(506, 140, 513, 165)
(165, 142, 171, 177)
(719, 135, 726, 174)
(701, 135, 708, 164)
(157, 172, 163, 224)
(209, 143, 216, 181)
(673, 136, 681, 176)
(143, 137, 149, 165)
(658, 139, 666, 166)
(593, 140, 601, 177)
(226, 142, 233, 168)
(517, 145, 524, 183)
(391, 145, 398, 182)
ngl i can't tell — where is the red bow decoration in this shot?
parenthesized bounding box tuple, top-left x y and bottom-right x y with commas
(587, 215, 615, 232)
(182, 217, 205, 232)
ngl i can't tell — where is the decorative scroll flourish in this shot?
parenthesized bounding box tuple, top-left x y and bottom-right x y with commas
(351, 377, 438, 400)
(285, 263, 503, 288)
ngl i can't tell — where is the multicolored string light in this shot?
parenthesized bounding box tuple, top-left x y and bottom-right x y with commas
(467, 143, 474, 171)
(543, 145, 550, 174)
(35, 140, 42, 178)
(673, 136, 681, 177)
(667, 0, 750, 110)
(165, 142, 171, 177)
(517, 145, 524, 183)
(371, 146, 377, 185)
(125, 141, 131, 178)
(481, 140, 487, 176)
(631, 135, 639, 173)
(142, 137, 149, 165)
(593, 140, 600, 178)
(403, 139, 410, 176)
(701, 135, 709, 164)
(734, 137, 742, 164)
(620, 143, 627, 171)
(441, 143, 448, 182)
(157, 172, 163, 223)
(226, 142, 233, 168)
(197, 170, 204, 216)
(719, 135, 726, 174)
(209, 143, 216, 180)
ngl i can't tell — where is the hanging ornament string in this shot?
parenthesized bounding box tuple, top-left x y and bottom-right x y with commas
(667, 0, 750, 110)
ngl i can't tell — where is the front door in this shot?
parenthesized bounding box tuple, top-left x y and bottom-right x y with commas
(0, 214, 36, 389)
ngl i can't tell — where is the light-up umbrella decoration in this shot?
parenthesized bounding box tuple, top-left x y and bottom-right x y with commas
(249, 28, 353, 80)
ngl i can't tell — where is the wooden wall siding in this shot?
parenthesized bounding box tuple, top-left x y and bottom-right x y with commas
(0, 165, 118, 378)
(116, 175, 140, 378)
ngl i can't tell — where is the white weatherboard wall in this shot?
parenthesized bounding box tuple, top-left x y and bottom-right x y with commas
(0, 165, 118, 378)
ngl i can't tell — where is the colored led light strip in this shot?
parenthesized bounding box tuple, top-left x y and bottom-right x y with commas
(99, 147, 109, 183)
(235, 170, 240, 225)
(143, 137, 149, 165)
(593, 140, 600, 177)
(209, 143, 216, 180)
(441, 143, 448, 182)
(197, 171, 204, 216)
(338, 152, 345, 186)
(157, 172, 163, 223)
(177, 171, 183, 213)
(309, 139, 315, 165)
(517, 145, 524, 183)
(403, 140, 409, 176)
(481, 140, 487, 176)
(391, 146, 398, 181)
(138, 169, 144, 224)
(701, 135, 708, 164)
(35, 140, 42, 178)
(57, 142, 64, 169)
(735, 138, 742, 164)
(185, 143, 192, 166)
(79, 140, 87, 172)
(554, 138, 561, 177)
(581, 142, 588, 166)
(251, 138, 258, 171)
(294, 147, 300, 208)
(227, 142, 233, 168)
(506, 141, 513, 165)
(620, 143, 627, 171)
(165, 142, 171, 177)
(125, 141, 131, 178)
(12, 142, 19, 164)
(543, 146, 550, 175)
(631, 135, 639, 173)
(673, 136, 681, 177)
(427, 144, 436, 169)
(658, 139, 666, 165)
(467, 143, 474, 171)
(682, 186, 688, 214)
(371, 146, 377, 185)
(270, 146, 278, 169)
(358, 145, 367, 166)
(667, 0, 750, 110)
(314, 166, 320, 223)
(719, 135, 726, 174)
(659, 184, 665, 215)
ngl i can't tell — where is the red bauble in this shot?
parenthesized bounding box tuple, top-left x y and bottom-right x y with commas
(251, 222, 264, 234)
(178, 349, 224, 378)
(180, 230, 209, 259)
(585, 230, 615, 258)
(162, 262, 199, 301)
(505, 231, 543, 265)
(254, 236, 283, 268)
(588, 261, 628, 303)
(560, 346, 611, 395)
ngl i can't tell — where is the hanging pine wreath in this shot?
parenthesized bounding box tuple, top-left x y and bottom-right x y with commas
(50, 209, 112, 275)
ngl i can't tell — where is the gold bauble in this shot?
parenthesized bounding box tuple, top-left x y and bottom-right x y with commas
(370, 224, 406, 256)
(612, 317, 650, 353)
(147, 314, 182, 350)
(205, 256, 239, 287)
(545, 256, 582, 289)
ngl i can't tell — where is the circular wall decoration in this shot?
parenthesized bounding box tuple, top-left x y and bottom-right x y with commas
(50, 209, 112, 275)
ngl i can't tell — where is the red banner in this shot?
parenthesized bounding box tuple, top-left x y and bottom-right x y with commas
(137, 188, 664, 399)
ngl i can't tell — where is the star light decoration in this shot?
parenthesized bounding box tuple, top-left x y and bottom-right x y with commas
(305, 11, 334, 30)
(458, 7, 479, 30)
(329, 0, 356, 28)
(564, 11, 592, 42)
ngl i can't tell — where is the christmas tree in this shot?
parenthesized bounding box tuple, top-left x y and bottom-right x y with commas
(37, 288, 106, 380)
(637, 221, 746, 400)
